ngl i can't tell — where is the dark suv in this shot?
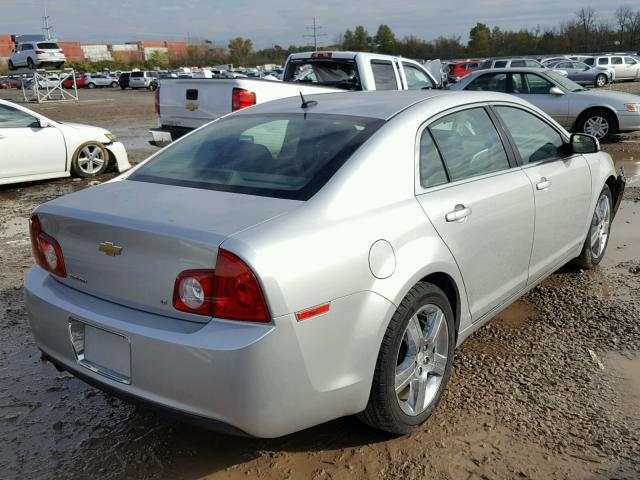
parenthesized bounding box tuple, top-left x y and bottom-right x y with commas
(118, 72, 131, 90)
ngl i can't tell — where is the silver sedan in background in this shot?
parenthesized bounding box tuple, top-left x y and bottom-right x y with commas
(25, 90, 624, 437)
(545, 60, 613, 87)
(451, 67, 640, 140)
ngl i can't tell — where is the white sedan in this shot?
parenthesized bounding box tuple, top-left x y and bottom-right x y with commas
(0, 99, 130, 185)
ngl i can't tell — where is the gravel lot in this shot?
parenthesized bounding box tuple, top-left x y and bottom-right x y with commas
(0, 85, 639, 480)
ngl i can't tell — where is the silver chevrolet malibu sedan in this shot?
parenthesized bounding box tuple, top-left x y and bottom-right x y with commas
(26, 90, 625, 437)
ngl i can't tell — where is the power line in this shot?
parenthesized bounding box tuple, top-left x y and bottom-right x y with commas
(303, 17, 327, 51)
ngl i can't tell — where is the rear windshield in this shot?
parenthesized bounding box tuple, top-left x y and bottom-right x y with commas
(130, 72, 144, 78)
(129, 113, 384, 200)
(37, 42, 59, 49)
(285, 59, 360, 90)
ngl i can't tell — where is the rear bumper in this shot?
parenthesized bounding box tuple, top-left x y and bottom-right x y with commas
(25, 267, 393, 437)
(149, 126, 192, 147)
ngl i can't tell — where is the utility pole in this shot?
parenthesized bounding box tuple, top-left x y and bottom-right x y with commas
(42, 7, 54, 40)
(303, 17, 327, 51)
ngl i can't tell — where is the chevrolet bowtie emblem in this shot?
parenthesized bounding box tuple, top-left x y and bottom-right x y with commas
(99, 241, 123, 256)
(185, 102, 198, 111)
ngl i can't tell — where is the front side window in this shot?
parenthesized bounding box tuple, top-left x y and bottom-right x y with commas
(555, 62, 572, 69)
(625, 57, 638, 65)
(429, 108, 509, 182)
(525, 59, 542, 67)
(466, 73, 507, 92)
(21, 44, 33, 51)
(402, 63, 434, 90)
(370, 60, 399, 90)
(495, 106, 565, 164)
(494, 60, 507, 68)
(584, 58, 594, 66)
(419, 130, 448, 188)
(611, 57, 623, 65)
(510, 60, 526, 67)
(129, 113, 384, 200)
(0, 104, 39, 128)
(512, 73, 554, 94)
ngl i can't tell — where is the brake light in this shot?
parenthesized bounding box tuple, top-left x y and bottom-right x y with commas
(154, 86, 160, 116)
(35, 50, 45, 54)
(232, 88, 256, 111)
(311, 52, 332, 59)
(58, 50, 64, 54)
(172, 250, 269, 321)
(29, 214, 66, 277)
(213, 249, 270, 322)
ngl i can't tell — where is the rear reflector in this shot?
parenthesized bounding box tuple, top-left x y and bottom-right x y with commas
(231, 87, 256, 111)
(295, 303, 330, 321)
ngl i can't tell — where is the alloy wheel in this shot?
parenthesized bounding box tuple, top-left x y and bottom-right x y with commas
(395, 304, 449, 416)
(590, 193, 610, 259)
(77, 145, 105, 175)
(583, 116, 609, 139)
(596, 75, 606, 87)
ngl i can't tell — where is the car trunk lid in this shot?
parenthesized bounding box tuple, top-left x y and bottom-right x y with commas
(35, 180, 301, 322)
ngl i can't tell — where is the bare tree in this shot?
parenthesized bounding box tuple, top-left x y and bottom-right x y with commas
(576, 7, 597, 50)
(615, 6, 633, 46)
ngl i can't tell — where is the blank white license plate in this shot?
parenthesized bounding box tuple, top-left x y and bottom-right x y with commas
(69, 320, 131, 384)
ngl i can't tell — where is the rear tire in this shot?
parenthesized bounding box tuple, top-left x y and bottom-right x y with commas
(574, 185, 612, 269)
(27, 58, 35, 70)
(8, 60, 14, 70)
(595, 74, 607, 88)
(71, 142, 109, 178)
(110, 81, 118, 88)
(359, 282, 455, 435)
(576, 109, 616, 142)
(87, 82, 96, 89)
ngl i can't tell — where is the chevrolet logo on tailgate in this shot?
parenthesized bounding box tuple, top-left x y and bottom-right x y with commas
(99, 242, 123, 256)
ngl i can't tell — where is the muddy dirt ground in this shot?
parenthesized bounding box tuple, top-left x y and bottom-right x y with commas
(0, 86, 639, 480)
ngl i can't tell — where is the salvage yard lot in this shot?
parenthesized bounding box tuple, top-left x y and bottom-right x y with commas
(0, 86, 639, 480)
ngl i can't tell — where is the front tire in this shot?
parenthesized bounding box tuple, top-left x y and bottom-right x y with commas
(359, 282, 455, 435)
(71, 142, 108, 178)
(110, 81, 118, 88)
(574, 185, 612, 269)
(595, 74, 607, 88)
(576, 109, 616, 141)
(87, 82, 96, 89)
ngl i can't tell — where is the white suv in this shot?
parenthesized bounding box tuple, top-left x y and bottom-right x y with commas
(584, 55, 640, 81)
(129, 71, 157, 89)
(9, 41, 65, 70)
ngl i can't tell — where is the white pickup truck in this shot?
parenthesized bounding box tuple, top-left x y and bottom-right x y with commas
(150, 51, 439, 146)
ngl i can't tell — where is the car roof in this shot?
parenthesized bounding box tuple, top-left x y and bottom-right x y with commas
(235, 89, 531, 121)
(467, 67, 551, 74)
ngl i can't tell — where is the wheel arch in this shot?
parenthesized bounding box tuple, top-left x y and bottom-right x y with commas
(573, 105, 619, 133)
(418, 272, 461, 340)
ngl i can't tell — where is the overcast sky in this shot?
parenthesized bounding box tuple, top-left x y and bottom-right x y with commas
(0, 0, 624, 48)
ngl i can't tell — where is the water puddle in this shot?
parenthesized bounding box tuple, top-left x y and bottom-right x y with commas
(604, 351, 640, 419)
(612, 152, 640, 185)
(602, 199, 640, 267)
(492, 301, 538, 329)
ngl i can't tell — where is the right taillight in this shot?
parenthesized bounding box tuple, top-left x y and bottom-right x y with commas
(29, 214, 67, 278)
(173, 249, 270, 322)
(232, 87, 256, 111)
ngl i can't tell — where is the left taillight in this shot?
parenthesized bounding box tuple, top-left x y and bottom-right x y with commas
(29, 214, 66, 277)
(232, 87, 256, 111)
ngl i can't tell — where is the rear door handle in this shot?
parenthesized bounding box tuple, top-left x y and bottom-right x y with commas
(536, 177, 552, 190)
(445, 204, 472, 222)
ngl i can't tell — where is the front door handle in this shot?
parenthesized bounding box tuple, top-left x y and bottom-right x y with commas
(536, 177, 552, 190)
(445, 204, 472, 222)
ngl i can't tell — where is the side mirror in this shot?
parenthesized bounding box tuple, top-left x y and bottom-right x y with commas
(570, 133, 599, 154)
(549, 86, 564, 96)
(38, 118, 49, 128)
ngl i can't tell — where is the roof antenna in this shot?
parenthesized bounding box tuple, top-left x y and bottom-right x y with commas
(300, 91, 317, 109)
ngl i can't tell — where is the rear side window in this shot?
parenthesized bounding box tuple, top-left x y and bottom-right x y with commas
(494, 60, 507, 68)
(370, 60, 399, 90)
(611, 57, 623, 65)
(429, 108, 509, 182)
(524, 60, 541, 67)
(584, 58, 594, 65)
(510, 60, 526, 67)
(495, 106, 565, 164)
(598, 58, 609, 65)
(129, 113, 384, 200)
(419, 130, 448, 188)
(37, 42, 59, 49)
(466, 73, 507, 92)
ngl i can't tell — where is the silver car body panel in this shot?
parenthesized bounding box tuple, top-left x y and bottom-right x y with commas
(25, 90, 619, 437)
